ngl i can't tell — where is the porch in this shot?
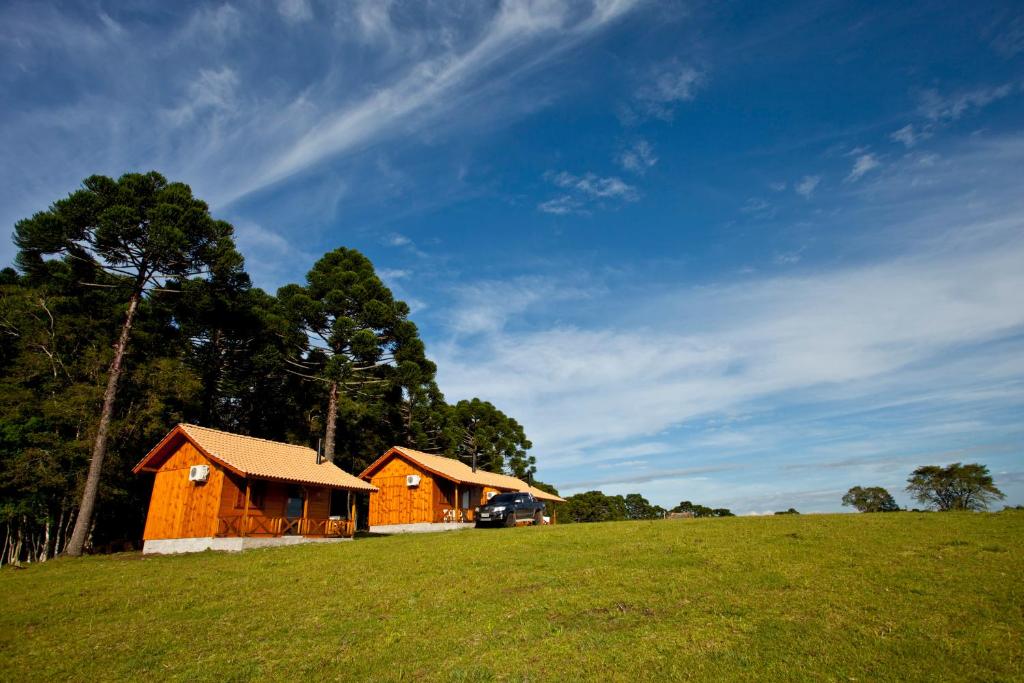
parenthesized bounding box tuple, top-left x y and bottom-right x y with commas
(216, 515, 355, 538)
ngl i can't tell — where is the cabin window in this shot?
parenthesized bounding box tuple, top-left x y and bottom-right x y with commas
(329, 490, 348, 518)
(235, 479, 265, 510)
(286, 486, 305, 519)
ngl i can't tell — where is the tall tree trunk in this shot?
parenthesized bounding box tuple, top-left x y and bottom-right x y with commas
(53, 507, 65, 558)
(65, 290, 141, 557)
(41, 518, 51, 562)
(323, 380, 338, 463)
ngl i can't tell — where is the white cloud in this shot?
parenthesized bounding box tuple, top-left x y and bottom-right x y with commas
(277, 0, 312, 23)
(990, 15, 1024, 58)
(386, 234, 412, 247)
(846, 153, 880, 182)
(890, 124, 930, 148)
(630, 60, 704, 120)
(538, 195, 583, 215)
(378, 267, 410, 281)
(441, 276, 595, 336)
(918, 83, 1016, 121)
(619, 139, 658, 173)
(794, 175, 820, 198)
(232, 220, 314, 291)
(227, 0, 640, 204)
(539, 170, 638, 214)
(548, 170, 637, 200)
(773, 250, 802, 265)
(178, 3, 243, 44)
(163, 67, 240, 126)
(435, 137, 1024, 491)
(0, 0, 642, 245)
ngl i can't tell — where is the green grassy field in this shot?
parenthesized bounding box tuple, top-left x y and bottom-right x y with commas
(1, 513, 1022, 682)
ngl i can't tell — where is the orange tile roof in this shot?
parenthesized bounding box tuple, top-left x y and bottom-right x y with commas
(362, 446, 566, 503)
(134, 424, 377, 492)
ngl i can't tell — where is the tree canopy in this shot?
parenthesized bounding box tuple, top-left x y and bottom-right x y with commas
(670, 500, 734, 518)
(277, 248, 436, 462)
(13, 172, 242, 556)
(0, 172, 543, 564)
(446, 398, 534, 478)
(906, 463, 1005, 511)
(842, 486, 900, 512)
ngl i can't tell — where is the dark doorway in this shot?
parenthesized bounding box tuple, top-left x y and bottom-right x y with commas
(286, 486, 304, 521)
(329, 489, 348, 518)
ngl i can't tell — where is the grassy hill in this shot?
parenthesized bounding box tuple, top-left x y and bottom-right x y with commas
(2, 513, 1021, 681)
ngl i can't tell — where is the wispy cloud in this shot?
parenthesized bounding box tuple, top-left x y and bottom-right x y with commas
(619, 139, 658, 174)
(277, 0, 313, 24)
(918, 83, 1017, 121)
(440, 276, 596, 336)
(436, 135, 1024, 506)
(633, 60, 704, 120)
(0, 0, 642, 250)
(539, 170, 639, 214)
(227, 1, 641, 203)
(846, 153, 880, 182)
(232, 219, 315, 292)
(794, 174, 820, 198)
(548, 171, 638, 200)
(989, 15, 1024, 58)
(889, 124, 930, 148)
(163, 67, 240, 126)
(538, 195, 584, 215)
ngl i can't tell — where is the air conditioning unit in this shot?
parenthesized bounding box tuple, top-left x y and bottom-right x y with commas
(188, 465, 210, 483)
(486, 491, 496, 500)
(406, 474, 421, 487)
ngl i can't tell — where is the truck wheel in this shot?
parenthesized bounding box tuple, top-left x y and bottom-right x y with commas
(505, 512, 516, 527)
(533, 510, 543, 525)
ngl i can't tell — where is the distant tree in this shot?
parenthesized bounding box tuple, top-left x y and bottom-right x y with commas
(671, 500, 734, 518)
(446, 398, 534, 477)
(562, 491, 628, 523)
(906, 463, 1005, 511)
(774, 508, 800, 515)
(624, 493, 662, 520)
(842, 486, 900, 512)
(14, 172, 241, 556)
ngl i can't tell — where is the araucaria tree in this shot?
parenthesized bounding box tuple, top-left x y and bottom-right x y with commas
(14, 173, 241, 556)
(447, 398, 535, 477)
(278, 248, 435, 463)
(906, 463, 1005, 511)
(842, 486, 900, 512)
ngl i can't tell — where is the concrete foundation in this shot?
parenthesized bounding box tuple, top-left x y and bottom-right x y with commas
(369, 522, 475, 534)
(142, 535, 351, 555)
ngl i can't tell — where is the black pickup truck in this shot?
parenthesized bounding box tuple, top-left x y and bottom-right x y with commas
(475, 492, 545, 527)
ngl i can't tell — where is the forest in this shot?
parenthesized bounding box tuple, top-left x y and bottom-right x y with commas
(0, 172, 543, 564)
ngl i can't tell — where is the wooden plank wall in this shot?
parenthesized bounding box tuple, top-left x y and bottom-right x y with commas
(142, 441, 339, 540)
(142, 442, 225, 540)
(366, 454, 512, 524)
(367, 456, 438, 525)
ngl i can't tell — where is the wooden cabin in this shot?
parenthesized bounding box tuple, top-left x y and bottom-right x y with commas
(359, 446, 565, 532)
(133, 424, 377, 554)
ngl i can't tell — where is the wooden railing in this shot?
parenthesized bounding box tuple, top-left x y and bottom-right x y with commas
(438, 508, 469, 523)
(216, 516, 354, 538)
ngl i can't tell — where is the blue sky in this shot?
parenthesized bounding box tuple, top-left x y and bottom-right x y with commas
(3, 0, 1023, 513)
